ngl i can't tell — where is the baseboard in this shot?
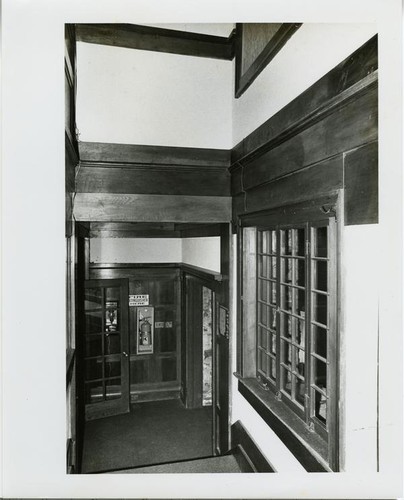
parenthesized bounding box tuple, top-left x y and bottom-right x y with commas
(231, 420, 275, 472)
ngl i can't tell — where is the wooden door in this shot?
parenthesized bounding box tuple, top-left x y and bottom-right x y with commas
(213, 299, 230, 455)
(213, 223, 232, 454)
(83, 279, 130, 420)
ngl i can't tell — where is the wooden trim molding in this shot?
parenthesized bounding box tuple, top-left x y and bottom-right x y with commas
(231, 420, 275, 472)
(235, 23, 302, 98)
(238, 379, 330, 472)
(75, 24, 235, 60)
(79, 142, 231, 168)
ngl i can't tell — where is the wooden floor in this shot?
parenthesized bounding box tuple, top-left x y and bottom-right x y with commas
(81, 399, 213, 473)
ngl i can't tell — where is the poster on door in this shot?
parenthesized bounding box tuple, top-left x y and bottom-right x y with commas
(136, 306, 154, 354)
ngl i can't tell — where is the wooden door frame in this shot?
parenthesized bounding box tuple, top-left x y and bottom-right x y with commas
(83, 278, 130, 421)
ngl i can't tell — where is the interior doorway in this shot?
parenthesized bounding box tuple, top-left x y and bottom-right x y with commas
(75, 224, 231, 473)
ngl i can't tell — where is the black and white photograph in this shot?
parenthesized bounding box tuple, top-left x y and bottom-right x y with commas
(1, 0, 403, 498)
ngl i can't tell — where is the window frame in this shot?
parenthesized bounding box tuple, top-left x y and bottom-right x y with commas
(236, 194, 341, 471)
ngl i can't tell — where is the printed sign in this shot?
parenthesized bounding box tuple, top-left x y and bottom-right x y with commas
(155, 322, 164, 329)
(129, 294, 149, 306)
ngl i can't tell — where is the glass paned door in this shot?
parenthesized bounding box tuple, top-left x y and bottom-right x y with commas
(84, 279, 130, 420)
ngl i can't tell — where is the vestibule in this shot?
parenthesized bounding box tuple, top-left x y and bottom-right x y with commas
(65, 22, 381, 475)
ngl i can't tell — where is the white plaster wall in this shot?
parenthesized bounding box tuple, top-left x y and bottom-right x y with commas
(181, 237, 220, 272)
(76, 43, 233, 149)
(232, 23, 377, 145)
(90, 238, 182, 263)
(90, 236, 221, 272)
(342, 225, 379, 472)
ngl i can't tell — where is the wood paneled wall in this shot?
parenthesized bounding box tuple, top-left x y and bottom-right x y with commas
(65, 25, 79, 237)
(89, 265, 182, 403)
(74, 143, 232, 224)
(230, 35, 378, 225)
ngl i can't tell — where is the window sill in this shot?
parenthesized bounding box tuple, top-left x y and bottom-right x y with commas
(237, 376, 332, 472)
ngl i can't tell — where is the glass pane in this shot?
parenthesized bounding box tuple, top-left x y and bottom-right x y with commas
(314, 260, 328, 292)
(281, 340, 292, 367)
(281, 285, 292, 312)
(296, 319, 305, 348)
(85, 358, 103, 381)
(85, 382, 103, 404)
(258, 327, 268, 350)
(313, 357, 327, 391)
(161, 357, 177, 382)
(259, 303, 271, 327)
(85, 311, 103, 334)
(85, 335, 102, 358)
(282, 367, 292, 395)
(296, 288, 306, 316)
(295, 375, 305, 406)
(297, 228, 305, 256)
(294, 347, 305, 377)
(313, 325, 327, 359)
(105, 287, 120, 302)
(257, 230, 263, 253)
(282, 258, 293, 283)
(270, 282, 277, 305)
(313, 226, 328, 258)
(105, 378, 122, 401)
(85, 288, 102, 310)
(105, 333, 121, 355)
(271, 256, 277, 279)
(258, 349, 268, 375)
(281, 313, 292, 338)
(258, 278, 269, 303)
(314, 389, 327, 424)
(270, 332, 277, 354)
(159, 329, 177, 352)
(271, 230, 277, 253)
(296, 259, 306, 287)
(105, 360, 121, 378)
(105, 303, 119, 332)
(270, 357, 277, 380)
(282, 230, 293, 255)
(312, 292, 328, 325)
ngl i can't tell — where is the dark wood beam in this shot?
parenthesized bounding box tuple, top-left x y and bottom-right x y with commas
(75, 24, 235, 60)
(76, 165, 230, 197)
(73, 193, 232, 223)
(79, 142, 231, 168)
(89, 222, 180, 238)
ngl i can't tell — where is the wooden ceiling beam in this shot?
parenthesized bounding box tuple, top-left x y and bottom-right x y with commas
(75, 24, 235, 60)
(73, 193, 232, 223)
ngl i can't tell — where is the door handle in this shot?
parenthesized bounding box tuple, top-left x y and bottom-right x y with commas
(123, 351, 128, 357)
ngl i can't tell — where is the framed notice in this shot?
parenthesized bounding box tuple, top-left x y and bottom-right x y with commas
(136, 306, 154, 354)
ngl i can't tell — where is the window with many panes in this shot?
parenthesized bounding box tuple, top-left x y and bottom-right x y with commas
(238, 199, 339, 470)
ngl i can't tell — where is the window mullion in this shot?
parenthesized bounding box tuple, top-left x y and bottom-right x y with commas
(276, 226, 281, 396)
(304, 222, 312, 427)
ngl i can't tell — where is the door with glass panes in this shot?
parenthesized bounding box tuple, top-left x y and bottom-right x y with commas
(84, 279, 130, 420)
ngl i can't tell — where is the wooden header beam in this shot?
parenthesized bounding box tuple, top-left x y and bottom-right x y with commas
(75, 24, 235, 60)
(73, 193, 232, 223)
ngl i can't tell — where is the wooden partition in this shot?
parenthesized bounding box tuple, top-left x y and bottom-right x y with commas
(89, 265, 181, 403)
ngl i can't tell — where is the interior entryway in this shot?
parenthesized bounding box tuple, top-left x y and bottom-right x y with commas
(76, 224, 231, 473)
